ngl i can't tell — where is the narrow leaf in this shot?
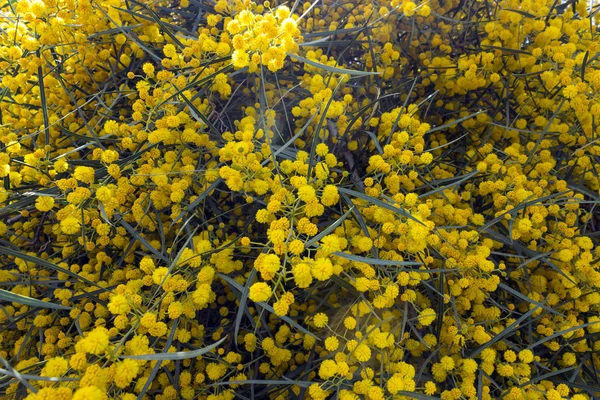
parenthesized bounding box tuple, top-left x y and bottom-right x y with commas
(332, 252, 422, 266)
(136, 318, 179, 400)
(233, 269, 256, 345)
(0, 245, 106, 290)
(337, 187, 425, 226)
(518, 367, 577, 388)
(219, 273, 319, 340)
(0, 289, 71, 311)
(122, 336, 227, 360)
(305, 207, 354, 248)
(418, 170, 479, 199)
(502, 8, 537, 19)
(481, 44, 533, 56)
(117, 218, 168, 262)
(87, 24, 143, 39)
(287, 52, 380, 76)
(0, 367, 77, 382)
(170, 179, 222, 228)
(526, 321, 600, 350)
(36, 59, 50, 145)
(498, 282, 561, 316)
(425, 110, 486, 135)
(397, 392, 439, 400)
(468, 304, 541, 358)
(581, 50, 589, 81)
(208, 379, 313, 388)
(126, 0, 185, 48)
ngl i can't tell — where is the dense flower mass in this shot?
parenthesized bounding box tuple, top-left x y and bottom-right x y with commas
(0, 0, 599, 399)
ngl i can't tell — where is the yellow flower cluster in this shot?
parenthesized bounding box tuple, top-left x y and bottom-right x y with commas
(226, 5, 301, 72)
(0, 0, 599, 399)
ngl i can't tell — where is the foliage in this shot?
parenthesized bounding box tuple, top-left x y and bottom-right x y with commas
(0, 0, 599, 399)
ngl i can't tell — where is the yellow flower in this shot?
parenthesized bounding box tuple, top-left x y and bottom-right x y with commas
(417, 4, 431, 16)
(424, 381, 436, 395)
(557, 249, 573, 262)
(273, 300, 289, 316)
(73, 166, 95, 184)
(344, 316, 356, 330)
(149, 321, 167, 337)
(280, 17, 300, 37)
(419, 152, 433, 165)
(563, 85, 578, 99)
(249, 282, 272, 302)
(152, 267, 169, 285)
(308, 383, 329, 400)
(60, 217, 81, 235)
(417, 308, 436, 326)
(206, 362, 228, 380)
(316, 143, 329, 156)
(78, 327, 109, 355)
(139, 256, 156, 274)
(197, 266, 216, 284)
(298, 185, 317, 203)
(313, 313, 328, 328)
(192, 283, 214, 309)
(95, 186, 114, 203)
(336, 361, 349, 376)
(403, 1, 417, 16)
(69, 352, 87, 370)
(72, 386, 108, 400)
(114, 359, 139, 388)
(288, 239, 305, 255)
(314, 162, 329, 180)
(496, 364, 514, 377)
(439, 356, 455, 371)
(168, 301, 183, 319)
(462, 358, 478, 374)
(140, 312, 157, 328)
(67, 187, 91, 204)
(320, 235, 342, 255)
(244, 333, 257, 352)
(292, 261, 313, 288)
(35, 196, 55, 212)
(324, 336, 339, 351)
(354, 344, 371, 362)
(232, 49, 249, 69)
(404, 193, 418, 207)
(321, 185, 339, 206)
(305, 200, 325, 217)
(107, 294, 131, 315)
(562, 352, 576, 366)
(387, 372, 414, 394)
(311, 257, 333, 281)
(267, 228, 286, 245)
(41, 357, 68, 377)
(354, 236, 373, 252)
(142, 63, 155, 76)
(216, 42, 230, 56)
(318, 359, 337, 379)
(275, 5, 291, 20)
(504, 350, 517, 363)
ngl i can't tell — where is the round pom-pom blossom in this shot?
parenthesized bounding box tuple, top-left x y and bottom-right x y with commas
(249, 282, 272, 302)
(35, 195, 55, 212)
(60, 217, 81, 235)
(418, 308, 437, 326)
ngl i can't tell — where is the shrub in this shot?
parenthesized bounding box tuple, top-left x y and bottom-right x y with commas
(0, 0, 599, 399)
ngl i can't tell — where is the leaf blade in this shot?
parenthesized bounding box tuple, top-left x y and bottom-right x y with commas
(0, 245, 106, 291)
(0, 289, 71, 311)
(121, 336, 227, 360)
(287, 52, 380, 76)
